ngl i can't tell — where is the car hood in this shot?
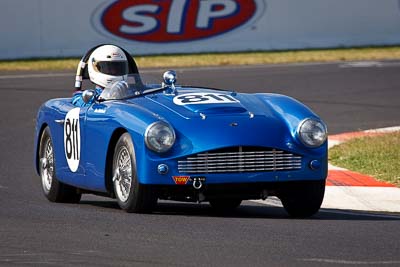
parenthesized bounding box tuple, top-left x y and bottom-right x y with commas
(141, 87, 265, 119)
(120, 87, 323, 156)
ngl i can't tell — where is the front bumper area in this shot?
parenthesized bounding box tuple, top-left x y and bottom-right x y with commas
(154, 180, 325, 203)
(137, 153, 328, 185)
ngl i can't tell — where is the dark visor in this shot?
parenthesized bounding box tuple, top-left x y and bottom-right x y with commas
(95, 61, 128, 76)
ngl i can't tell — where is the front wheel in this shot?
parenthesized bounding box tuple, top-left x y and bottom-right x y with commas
(39, 126, 81, 203)
(279, 180, 325, 218)
(112, 133, 157, 213)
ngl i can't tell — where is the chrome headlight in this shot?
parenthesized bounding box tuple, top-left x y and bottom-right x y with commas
(145, 121, 176, 153)
(298, 119, 327, 148)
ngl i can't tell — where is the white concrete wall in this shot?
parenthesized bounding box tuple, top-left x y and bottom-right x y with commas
(1, 0, 399, 59)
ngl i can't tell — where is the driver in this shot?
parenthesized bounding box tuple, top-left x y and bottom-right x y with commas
(72, 44, 130, 107)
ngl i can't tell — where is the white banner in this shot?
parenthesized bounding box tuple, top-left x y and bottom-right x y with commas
(0, 0, 399, 59)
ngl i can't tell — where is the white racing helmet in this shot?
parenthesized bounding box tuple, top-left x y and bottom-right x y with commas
(88, 45, 129, 88)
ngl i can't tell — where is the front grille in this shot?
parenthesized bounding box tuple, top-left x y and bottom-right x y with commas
(178, 147, 302, 174)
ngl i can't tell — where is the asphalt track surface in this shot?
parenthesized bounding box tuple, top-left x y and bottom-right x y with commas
(0, 61, 400, 266)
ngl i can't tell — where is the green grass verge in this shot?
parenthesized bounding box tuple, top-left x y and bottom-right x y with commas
(1, 46, 400, 71)
(329, 132, 400, 187)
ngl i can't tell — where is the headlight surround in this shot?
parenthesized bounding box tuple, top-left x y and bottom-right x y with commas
(297, 119, 327, 148)
(145, 121, 176, 153)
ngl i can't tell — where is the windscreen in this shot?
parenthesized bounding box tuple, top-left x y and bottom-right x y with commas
(99, 73, 163, 100)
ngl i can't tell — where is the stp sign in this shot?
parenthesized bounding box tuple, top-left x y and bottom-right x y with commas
(96, 0, 261, 42)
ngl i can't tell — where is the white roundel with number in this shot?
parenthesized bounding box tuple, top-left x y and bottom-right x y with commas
(64, 108, 81, 172)
(173, 93, 239, 105)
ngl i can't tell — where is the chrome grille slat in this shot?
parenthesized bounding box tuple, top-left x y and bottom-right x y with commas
(179, 157, 301, 164)
(178, 164, 301, 170)
(178, 160, 301, 166)
(178, 147, 303, 174)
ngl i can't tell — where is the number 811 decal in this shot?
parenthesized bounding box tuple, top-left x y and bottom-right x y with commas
(64, 108, 81, 172)
(173, 92, 239, 106)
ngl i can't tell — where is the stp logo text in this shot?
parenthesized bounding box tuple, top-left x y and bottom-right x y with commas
(99, 0, 259, 42)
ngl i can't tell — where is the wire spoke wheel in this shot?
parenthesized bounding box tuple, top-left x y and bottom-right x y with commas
(114, 146, 133, 203)
(40, 138, 54, 193)
(38, 126, 81, 203)
(112, 133, 157, 213)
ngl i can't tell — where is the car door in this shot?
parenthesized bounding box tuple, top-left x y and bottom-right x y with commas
(80, 102, 114, 192)
(53, 102, 89, 188)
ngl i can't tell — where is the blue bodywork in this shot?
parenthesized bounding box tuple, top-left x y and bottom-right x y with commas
(34, 84, 327, 197)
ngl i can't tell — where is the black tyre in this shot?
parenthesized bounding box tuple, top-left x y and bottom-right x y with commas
(39, 126, 81, 203)
(112, 133, 157, 213)
(209, 198, 242, 211)
(279, 180, 325, 218)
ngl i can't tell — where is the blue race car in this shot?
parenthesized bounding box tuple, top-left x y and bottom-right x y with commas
(34, 49, 328, 218)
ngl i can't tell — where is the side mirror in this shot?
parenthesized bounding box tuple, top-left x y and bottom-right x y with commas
(82, 89, 95, 104)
